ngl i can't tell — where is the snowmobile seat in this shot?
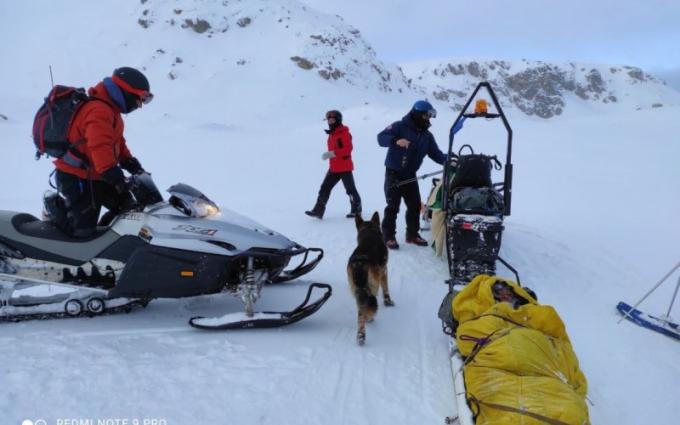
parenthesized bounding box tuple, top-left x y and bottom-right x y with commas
(12, 213, 109, 242)
(0, 210, 120, 264)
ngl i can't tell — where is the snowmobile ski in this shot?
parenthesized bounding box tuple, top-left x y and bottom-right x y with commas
(189, 282, 332, 330)
(616, 301, 680, 341)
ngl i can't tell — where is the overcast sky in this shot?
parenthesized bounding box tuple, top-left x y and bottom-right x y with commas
(302, 0, 680, 74)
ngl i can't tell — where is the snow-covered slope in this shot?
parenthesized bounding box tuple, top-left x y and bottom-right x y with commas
(0, 0, 417, 126)
(135, 0, 412, 91)
(1, 1, 679, 425)
(402, 58, 680, 117)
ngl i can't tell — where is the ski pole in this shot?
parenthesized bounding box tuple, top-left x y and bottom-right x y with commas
(618, 260, 680, 324)
(665, 273, 680, 318)
(394, 170, 443, 187)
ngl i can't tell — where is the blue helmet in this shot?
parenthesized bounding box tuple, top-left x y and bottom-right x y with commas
(412, 100, 437, 118)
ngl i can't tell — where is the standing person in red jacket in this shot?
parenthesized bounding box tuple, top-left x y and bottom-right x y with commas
(44, 67, 153, 237)
(305, 110, 362, 219)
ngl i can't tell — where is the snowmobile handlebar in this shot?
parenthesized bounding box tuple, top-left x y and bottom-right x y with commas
(463, 112, 501, 119)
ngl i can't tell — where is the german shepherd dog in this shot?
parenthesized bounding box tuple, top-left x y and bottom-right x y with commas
(347, 212, 394, 345)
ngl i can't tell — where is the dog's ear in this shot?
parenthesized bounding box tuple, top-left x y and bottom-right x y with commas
(371, 211, 380, 227)
(355, 214, 363, 230)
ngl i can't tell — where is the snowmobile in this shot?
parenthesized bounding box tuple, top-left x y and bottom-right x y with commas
(0, 173, 331, 329)
(442, 82, 515, 286)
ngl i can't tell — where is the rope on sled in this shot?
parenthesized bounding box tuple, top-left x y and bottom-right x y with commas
(467, 394, 572, 425)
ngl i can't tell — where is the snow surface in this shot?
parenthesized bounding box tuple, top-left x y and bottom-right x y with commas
(1, 1, 679, 424)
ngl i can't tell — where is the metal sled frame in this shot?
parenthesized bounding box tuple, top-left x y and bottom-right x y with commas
(443, 81, 514, 216)
(442, 82, 514, 283)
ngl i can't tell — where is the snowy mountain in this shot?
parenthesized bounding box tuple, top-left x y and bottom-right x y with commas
(1, 1, 679, 425)
(401, 58, 680, 118)
(134, 0, 413, 93)
(0, 0, 420, 128)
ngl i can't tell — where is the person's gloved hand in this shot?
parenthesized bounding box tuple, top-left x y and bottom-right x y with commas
(118, 190, 137, 211)
(120, 157, 145, 175)
(321, 151, 336, 160)
(101, 166, 137, 210)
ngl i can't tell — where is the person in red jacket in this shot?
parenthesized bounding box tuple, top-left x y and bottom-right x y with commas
(44, 67, 153, 237)
(305, 110, 362, 219)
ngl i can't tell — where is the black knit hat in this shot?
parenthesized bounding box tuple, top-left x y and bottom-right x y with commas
(325, 110, 343, 124)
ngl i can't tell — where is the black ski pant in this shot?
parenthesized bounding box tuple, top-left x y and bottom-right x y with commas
(381, 168, 421, 241)
(54, 170, 127, 237)
(313, 171, 362, 213)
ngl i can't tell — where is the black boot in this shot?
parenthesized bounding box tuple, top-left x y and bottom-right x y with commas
(42, 191, 66, 224)
(305, 204, 325, 219)
(346, 204, 361, 219)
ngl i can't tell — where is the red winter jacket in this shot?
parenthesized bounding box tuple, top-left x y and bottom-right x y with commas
(54, 81, 133, 180)
(327, 124, 354, 173)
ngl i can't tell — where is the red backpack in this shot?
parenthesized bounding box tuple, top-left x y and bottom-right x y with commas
(32, 85, 90, 165)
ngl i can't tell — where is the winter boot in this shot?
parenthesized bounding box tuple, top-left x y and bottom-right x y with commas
(42, 191, 66, 224)
(385, 239, 400, 250)
(406, 233, 428, 247)
(305, 204, 325, 219)
(346, 204, 362, 219)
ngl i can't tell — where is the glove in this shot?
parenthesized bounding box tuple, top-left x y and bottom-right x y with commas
(118, 190, 137, 211)
(120, 157, 145, 175)
(321, 151, 336, 160)
(101, 166, 137, 210)
(101, 166, 127, 191)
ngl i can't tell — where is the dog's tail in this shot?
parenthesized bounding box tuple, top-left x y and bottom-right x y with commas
(349, 257, 378, 319)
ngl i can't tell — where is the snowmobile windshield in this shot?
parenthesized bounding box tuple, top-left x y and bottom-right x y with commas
(167, 183, 220, 218)
(130, 173, 163, 206)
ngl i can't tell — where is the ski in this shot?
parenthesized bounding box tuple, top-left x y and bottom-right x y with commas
(446, 336, 475, 425)
(616, 301, 680, 341)
(189, 283, 332, 330)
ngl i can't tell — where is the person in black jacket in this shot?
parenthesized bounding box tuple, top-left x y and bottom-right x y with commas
(377, 100, 446, 250)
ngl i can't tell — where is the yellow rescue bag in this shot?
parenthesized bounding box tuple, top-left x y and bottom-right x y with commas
(452, 275, 590, 425)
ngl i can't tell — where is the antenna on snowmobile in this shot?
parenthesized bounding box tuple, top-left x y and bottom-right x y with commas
(49, 65, 54, 88)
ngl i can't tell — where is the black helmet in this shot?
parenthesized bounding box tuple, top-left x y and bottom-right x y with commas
(111, 67, 153, 112)
(326, 110, 343, 123)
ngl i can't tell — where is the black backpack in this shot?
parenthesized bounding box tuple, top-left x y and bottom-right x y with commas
(32, 85, 90, 161)
(448, 144, 501, 190)
(450, 187, 505, 216)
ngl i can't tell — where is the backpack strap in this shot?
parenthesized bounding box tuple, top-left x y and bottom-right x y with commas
(61, 143, 89, 169)
(61, 97, 114, 169)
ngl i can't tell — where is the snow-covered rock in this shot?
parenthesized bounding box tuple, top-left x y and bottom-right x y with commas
(401, 58, 680, 118)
